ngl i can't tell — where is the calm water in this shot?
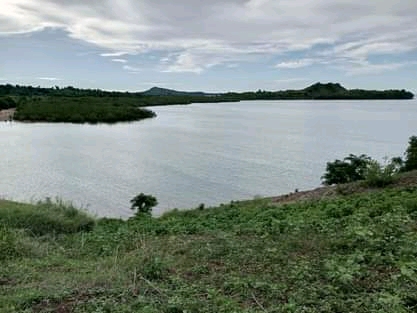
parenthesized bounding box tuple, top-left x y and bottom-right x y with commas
(1, 100, 416, 217)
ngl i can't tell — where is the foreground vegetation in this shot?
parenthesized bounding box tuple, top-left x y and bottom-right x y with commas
(1, 179, 417, 312)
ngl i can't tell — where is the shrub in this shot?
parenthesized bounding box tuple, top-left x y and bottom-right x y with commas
(197, 203, 205, 210)
(0, 96, 17, 110)
(130, 193, 158, 216)
(0, 227, 37, 260)
(322, 154, 371, 185)
(364, 159, 399, 188)
(404, 135, 417, 172)
(141, 256, 169, 280)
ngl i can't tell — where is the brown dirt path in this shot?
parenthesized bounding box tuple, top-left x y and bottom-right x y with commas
(270, 170, 417, 205)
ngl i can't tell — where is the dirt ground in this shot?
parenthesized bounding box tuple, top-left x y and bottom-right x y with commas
(0, 108, 16, 121)
(270, 170, 417, 205)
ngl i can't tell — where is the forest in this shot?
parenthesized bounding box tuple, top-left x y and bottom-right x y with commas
(0, 82, 414, 101)
(0, 82, 413, 123)
(13, 96, 156, 124)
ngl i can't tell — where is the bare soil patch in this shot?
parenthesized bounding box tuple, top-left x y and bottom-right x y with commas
(270, 170, 417, 205)
(0, 108, 16, 121)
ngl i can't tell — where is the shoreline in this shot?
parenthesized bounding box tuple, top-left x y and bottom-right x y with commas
(0, 108, 16, 121)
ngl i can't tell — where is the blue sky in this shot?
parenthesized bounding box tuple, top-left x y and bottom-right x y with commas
(1, 0, 417, 93)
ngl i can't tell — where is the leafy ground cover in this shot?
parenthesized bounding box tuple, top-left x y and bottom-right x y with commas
(1, 182, 417, 312)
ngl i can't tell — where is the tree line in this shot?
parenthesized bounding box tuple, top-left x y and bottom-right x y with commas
(1, 82, 413, 123)
(0, 82, 414, 104)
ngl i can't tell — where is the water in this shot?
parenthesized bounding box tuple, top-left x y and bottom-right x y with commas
(1, 100, 416, 217)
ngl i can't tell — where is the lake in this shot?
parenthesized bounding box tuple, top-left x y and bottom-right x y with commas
(1, 100, 416, 217)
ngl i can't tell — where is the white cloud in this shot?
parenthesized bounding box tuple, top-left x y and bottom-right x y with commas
(275, 59, 315, 69)
(339, 61, 417, 76)
(100, 52, 129, 57)
(0, 0, 417, 73)
(162, 53, 204, 74)
(112, 58, 127, 63)
(123, 65, 141, 72)
(38, 77, 62, 81)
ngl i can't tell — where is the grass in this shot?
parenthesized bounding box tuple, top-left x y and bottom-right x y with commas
(1, 187, 417, 312)
(0, 198, 95, 236)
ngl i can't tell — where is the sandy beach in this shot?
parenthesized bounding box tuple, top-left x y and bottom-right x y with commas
(0, 108, 16, 121)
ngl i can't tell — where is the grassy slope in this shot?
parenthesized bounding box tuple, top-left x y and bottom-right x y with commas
(1, 185, 417, 312)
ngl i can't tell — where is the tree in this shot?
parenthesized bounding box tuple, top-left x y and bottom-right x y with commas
(322, 154, 371, 185)
(130, 193, 158, 216)
(404, 136, 417, 172)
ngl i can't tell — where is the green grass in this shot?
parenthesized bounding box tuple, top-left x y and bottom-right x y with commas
(0, 198, 95, 236)
(1, 187, 417, 312)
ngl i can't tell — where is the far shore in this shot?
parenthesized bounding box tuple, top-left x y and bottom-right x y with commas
(0, 108, 16, 121)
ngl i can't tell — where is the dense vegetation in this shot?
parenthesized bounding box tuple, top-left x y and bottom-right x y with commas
(229, 83, 414, 100)
(1, 182, 417, 312)
(322, 136, 417, 187)
(0, 82, 413, 103)
(0, 82, 413, 123)
(13, 96, 156, 124)
(0, 96, 17, 110)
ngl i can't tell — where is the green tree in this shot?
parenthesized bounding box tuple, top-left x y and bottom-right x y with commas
(322, 154, 371, 185)
(404, 136, 417, 172)
(130, 193, 158, 216)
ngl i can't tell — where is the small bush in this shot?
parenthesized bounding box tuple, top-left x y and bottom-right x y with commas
(404, 135, 417, 172)
(364, 159, 399, 188)
(197, 203, 205, 210)
(130, 193, 158, 216)
(141, 256, 169, 280)
(0, 227, 35, 260)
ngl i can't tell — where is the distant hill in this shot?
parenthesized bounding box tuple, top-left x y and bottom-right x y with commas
(140, 83, 414, 100)
(141, 86, 218, 97)
(0, 82, 414, 101)
(303, 82, 346, 96)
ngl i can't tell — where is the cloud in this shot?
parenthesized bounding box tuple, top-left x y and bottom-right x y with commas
(123, 65, 140, 72)
(275, 59, 315, 69)
(162, 52, 204, 73)
(338, 61, 417, 76)
(1, 0, 417, 73)
(100, 52, 129, 57)
(111, 58, 127, 63)
(37, 77, 62, 81)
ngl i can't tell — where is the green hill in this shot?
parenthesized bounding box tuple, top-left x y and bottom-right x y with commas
(141, 86, 217, 97)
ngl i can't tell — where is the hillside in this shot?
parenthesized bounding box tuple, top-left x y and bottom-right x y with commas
(1, 172, 417, 312)
(141, 86, 216, 97)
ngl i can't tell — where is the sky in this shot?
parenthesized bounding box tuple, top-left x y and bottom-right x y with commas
(0, 0, 417, 93)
